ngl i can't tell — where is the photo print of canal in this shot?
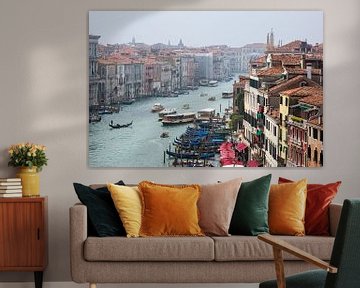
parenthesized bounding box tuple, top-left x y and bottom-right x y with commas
(88, 11, 323, 168)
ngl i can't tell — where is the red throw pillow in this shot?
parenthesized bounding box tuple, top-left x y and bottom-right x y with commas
(278, 177, 341, 236)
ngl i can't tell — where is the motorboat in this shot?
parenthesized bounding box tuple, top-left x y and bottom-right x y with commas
(151, 103, 165, 112)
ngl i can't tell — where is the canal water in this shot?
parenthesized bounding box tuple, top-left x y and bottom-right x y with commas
(89, 77, 239, 167)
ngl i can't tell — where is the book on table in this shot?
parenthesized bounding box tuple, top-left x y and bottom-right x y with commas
(0, 186, 22, 190)
(0, 182, 22, 186)
(0, 178, 21, 182)
(0, 189, 22, 193)
(0, 192, 22, 198)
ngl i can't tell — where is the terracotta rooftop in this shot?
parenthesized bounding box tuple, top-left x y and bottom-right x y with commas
(273, 40, 310, 53)
(299, 94, 323, 106)
(270, 54, 302, 65)
(285, 67, 322, 75)
(281, 86, 323, 98)
(250, 55, 267, 64)
(267, 75, 320, 96)
(255, 67, 284, 77)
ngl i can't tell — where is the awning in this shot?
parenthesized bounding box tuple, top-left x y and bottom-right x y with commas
(235, 143, 247, 152)
(247, 160, 259, 167)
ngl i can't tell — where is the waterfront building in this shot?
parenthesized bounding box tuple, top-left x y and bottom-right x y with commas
(264, 108, 279, 167)
(278, 86, 323, 166)
(306, 116, 323, 167)
(180, 55, 195, 88)
(286, 94, 323, 167)
(98, 59, 118, 105)
(123, 60, 144, 101)
(89, 35, 101, 108)
(194, 53, 214, 83)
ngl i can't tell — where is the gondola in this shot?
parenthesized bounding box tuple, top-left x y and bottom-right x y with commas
(109, 121, 133, 129)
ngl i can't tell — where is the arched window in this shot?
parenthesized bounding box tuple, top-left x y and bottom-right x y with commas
(320, 150, 323, 166)
(314, 148, 318, 162)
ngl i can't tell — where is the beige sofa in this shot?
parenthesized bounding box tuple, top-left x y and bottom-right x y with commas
(70, 202, 342, 288)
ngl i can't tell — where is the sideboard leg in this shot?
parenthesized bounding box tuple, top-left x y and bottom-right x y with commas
(90, 283, 97, 288)
(34, 271, 43, 288)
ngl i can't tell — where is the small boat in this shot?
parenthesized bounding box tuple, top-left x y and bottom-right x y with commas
(182, 104, 190, 109)
(160, 132, 169, 138)
(208, 96, 216, 101)
(120, 98, 135, 105)
(208, 80, 218, 87)
(222, 91, 233, 98)
(199, 79, 209, 86)
(98, 109, 113, 115)
(162, 112, 197, 125)
(158, 108, 176, 117)
(166, 150, 215, 160)
(200, 93, 208, 97)
(197, 108, 216, 121)
(109, 120, 133, 129)
(89, 114, 101, 123)
(151, 103, 165, 112)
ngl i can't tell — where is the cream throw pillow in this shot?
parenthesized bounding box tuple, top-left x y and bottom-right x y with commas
(107, 183, 142, 237)
(198, 178, 242, 236)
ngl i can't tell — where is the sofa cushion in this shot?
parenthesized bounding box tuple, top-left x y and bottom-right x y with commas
(198, 178, 242, 236)
(107, 184, 142, 238)
(84, 236, 214, 261)
(212, 235, 334, 261)
(73, 181, 126, 237)
(269, 179, 307, 236)
(138, 181, 203, 237)
(279, 177, 341, 236)
(229, 174, 271, 236)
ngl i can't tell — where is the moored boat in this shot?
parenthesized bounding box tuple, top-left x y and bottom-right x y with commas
(158, 108, 176, 117)
(120, 98, 135, 105)
(162, 112, 196, 125)
(208, 96, 216, 101)
(222, 91, 233, 98)
(89, 113, 101, 123)
(197, 108, 216, 121)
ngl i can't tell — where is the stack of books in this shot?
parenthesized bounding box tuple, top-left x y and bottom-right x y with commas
(0, 178, 22, 197)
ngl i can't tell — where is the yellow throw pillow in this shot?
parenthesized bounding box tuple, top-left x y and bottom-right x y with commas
(269, 179, 307, 236)
(107, 183, 142, 238)
(138, 181, 204, 237)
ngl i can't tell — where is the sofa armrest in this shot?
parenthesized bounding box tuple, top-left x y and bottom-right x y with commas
(329, 203, 342, 237)
(69, 203, 88, 283)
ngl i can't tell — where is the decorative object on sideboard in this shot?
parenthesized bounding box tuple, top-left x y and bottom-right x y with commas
(8, 143, 48, 197)
(0, 178, 22, 197)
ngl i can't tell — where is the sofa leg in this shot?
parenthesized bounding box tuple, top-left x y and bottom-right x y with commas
(89, 283, 96, 288)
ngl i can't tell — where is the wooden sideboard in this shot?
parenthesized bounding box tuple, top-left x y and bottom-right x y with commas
(0, 197, 48, 288)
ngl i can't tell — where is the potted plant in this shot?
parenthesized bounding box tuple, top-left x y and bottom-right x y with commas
(8, 143, 48, 197)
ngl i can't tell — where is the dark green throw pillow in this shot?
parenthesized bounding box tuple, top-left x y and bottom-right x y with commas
(73, 181, 126, 237)
(229, 174, 272, 236)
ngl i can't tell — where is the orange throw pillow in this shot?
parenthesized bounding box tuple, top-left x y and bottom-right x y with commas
(279, 177, 341, 236)
(138, 181, 204, 237)
(269, 179, 307, 236)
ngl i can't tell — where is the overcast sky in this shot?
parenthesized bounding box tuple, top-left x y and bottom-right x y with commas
(89, 11, 323, 48)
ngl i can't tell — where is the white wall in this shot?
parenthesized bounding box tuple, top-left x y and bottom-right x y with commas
(0, 0, 359, 283)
